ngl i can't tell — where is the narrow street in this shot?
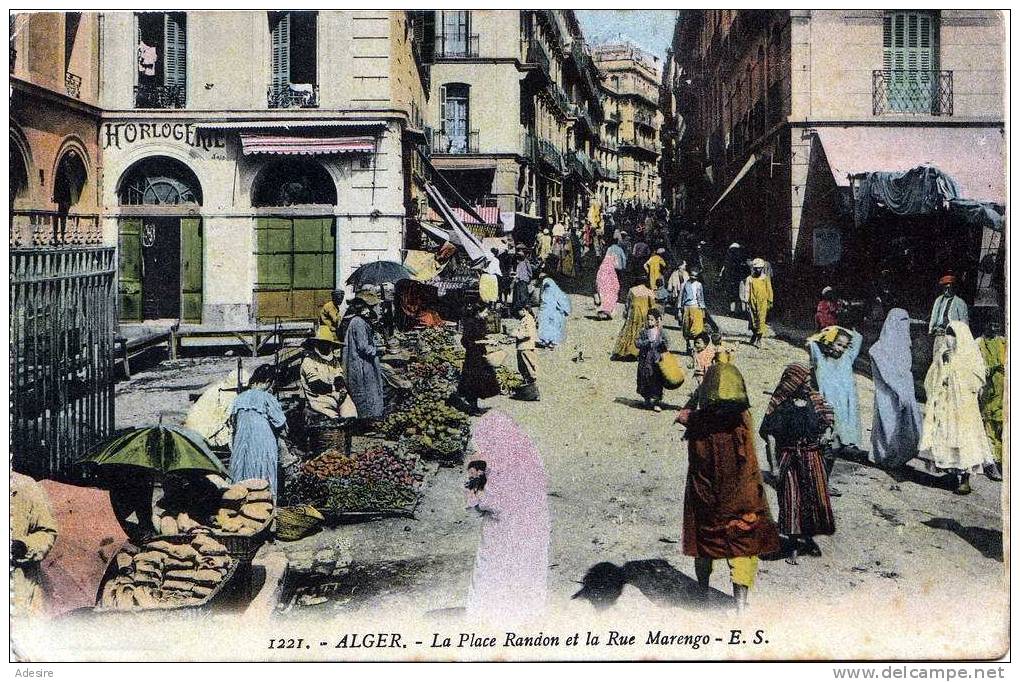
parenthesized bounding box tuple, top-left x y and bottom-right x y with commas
(217, 286, 1004, 658)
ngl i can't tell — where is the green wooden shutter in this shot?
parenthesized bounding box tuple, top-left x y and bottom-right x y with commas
(118, 218, 143, 322)
(271, 12, 291, 90)
(180, 217, 203, 323)
(292, 217, 335, 319)
(164, 13, 186, 90)
(883, 11, 935, 112)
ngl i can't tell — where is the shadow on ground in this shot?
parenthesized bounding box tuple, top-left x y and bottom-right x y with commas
(921, 518, 1003, 562)
(572, 559, 732, 611)
(613, 397, 686, 412)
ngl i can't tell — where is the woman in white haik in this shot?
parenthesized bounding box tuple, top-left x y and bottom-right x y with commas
(918, 320, 993, 495)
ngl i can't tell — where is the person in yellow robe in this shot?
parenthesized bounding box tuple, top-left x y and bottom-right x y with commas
(978, 321, 1006, 480)
(743, 258, 773, 348)
(612, 283, 657, 361)
(644, 248, 666, 290)
(316, 290, 346, 343)
(11, 472, 58, 618)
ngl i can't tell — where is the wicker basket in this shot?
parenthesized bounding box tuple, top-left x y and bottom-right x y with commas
(94, 540, 241, 614)
(276, 505, 325, 542)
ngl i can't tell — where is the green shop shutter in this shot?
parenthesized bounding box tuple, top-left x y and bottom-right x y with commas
(180, 217, 203, 323)
(118, 218, 143, 322)
(292, 217, 335, 319)
(255, 217, 294, 321)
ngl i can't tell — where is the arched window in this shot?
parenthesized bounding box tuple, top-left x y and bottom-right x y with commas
(53, 149, 87, 210)
(118, 156, 202, 205)
(252, 158, 336, 207)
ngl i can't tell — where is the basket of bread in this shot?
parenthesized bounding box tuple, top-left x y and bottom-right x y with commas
(96, 533, 237, 612)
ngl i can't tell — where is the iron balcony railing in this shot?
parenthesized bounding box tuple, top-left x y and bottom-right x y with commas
(596, 160, 618, 181)
(435, 33, 479, 58)
(432, 129, 479, 154)
(634, 109, 657, 129)
(10, 210, 103, 248)
(536, 138, 563, 173)
(570, 149, 596, 181)
(523, 37, 551, 75)
(134, 83, 186, 109)
(65, 71, 82, 99)
(873, 70, 953, 116)
(548, 83, 572, 118)
(267, 83, 319, 109)
(620, 136, 661, 155)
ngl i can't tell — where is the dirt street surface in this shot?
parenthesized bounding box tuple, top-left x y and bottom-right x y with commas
(113, 292, 1007, 659)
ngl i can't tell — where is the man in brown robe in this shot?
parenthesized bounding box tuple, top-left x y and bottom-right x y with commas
(677, 362, 780, 612)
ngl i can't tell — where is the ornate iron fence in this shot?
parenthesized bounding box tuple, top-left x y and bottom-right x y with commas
(10, 247, 117, 479)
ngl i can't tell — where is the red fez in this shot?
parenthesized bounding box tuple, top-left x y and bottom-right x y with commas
(939, 274, 957, 285)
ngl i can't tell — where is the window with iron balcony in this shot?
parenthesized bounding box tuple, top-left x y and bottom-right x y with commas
(267, 11, 319, 109)
(134, 12, 187, 109)
(873, 11, 951, 116)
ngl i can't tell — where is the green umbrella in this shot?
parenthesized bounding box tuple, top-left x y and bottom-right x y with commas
(82, 425, 227, 476)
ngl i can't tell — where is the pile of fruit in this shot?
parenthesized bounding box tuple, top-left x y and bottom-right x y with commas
(98, 534, 233, 610)
(496, 366, 525, 395)
(289, 444, 425, 513)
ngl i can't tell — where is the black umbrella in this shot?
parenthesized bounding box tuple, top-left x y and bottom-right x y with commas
(346, 260, 413, 289)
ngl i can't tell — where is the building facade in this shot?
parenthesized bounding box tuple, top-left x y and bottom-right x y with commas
(593, 43, 663, 206)
(422, 10, 606, 232)
(10, 13, 117, 478)
(662, 10, 1005, 316)
(96, 10, 429, 326)
(11, 12, 103, 246)
(595, 82, 621, 208)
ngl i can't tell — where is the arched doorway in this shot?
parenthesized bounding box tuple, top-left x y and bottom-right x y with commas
(252, 159, 337, 321)
(10, 143, 28, 207)
(53, 148, 87, 210)
(117, 156, 204, 322)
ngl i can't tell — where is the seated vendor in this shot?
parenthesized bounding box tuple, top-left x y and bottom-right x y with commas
(316, 289, 346, 343)
(300, 330, 347, 422)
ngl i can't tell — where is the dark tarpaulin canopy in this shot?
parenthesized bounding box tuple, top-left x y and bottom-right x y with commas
(854, 164, 962, 225)
(947, 198, 1005, 232)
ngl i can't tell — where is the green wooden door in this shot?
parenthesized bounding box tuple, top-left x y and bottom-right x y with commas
(118, 218, 143, 322)
(180, 217, 203, 322)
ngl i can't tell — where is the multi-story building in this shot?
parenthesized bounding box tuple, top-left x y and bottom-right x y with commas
(11, 12, 103, 245)
(595, 81, 622, 208)
(10, 13, 117, 478)
(663, 10, 1005, 316)
(593, 42, 662, 206)
(422, 10, 604, 231)
(97, 10, 429, 325)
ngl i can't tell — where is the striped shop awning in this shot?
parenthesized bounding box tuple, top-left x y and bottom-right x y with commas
(239, 133, 376, 155)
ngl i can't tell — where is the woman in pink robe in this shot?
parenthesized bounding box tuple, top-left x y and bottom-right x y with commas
(595, 251, 621, 319)
(465, 411, 550, 623)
